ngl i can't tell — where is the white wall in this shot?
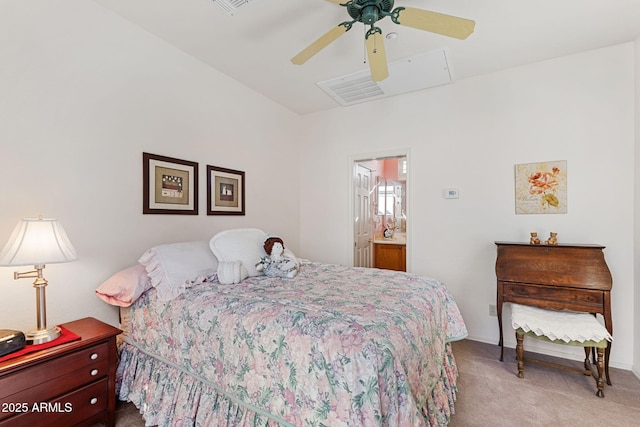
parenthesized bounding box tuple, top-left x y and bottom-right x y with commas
(300, 44, 636, 369)
(0, 1, 301, 331)
(634, 36, 640, 378)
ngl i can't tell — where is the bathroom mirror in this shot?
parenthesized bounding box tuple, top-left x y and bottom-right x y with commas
(376, 178, 405, 232)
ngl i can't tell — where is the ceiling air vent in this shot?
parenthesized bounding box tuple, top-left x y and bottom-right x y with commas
(317, 48, 453, 107)
(211, 0, 253, 15)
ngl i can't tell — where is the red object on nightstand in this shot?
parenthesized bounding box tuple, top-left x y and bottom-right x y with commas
(0, 325, 80, 363)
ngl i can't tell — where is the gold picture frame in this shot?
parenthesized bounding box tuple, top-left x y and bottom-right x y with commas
(143, 152, 198, 215)
(207, 165, 245, 216)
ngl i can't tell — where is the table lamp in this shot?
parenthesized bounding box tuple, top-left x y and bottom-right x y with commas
(0, 217, 78, 344)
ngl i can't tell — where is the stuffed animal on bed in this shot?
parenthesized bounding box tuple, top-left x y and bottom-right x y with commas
(255, 236, 299, 278)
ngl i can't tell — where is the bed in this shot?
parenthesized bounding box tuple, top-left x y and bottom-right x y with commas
(99, 230, 467, 426)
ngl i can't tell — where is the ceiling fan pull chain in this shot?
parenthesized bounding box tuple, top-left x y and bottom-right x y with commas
(365, 25, 382, 50)
(363, 25, 367, 63)
(373, 27, 378, 53)
(369, 25, 377, 53)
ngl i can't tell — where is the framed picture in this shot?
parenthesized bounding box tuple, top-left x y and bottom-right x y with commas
(515, 160, 567, 215)
(207, 165, 245, 215)
(143, 152, 198, 215)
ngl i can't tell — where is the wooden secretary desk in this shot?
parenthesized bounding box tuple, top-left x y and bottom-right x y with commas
(494, 242, 613, 385)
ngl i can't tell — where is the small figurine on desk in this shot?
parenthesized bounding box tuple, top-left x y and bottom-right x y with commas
(530, 232, 541, 245)
(545, 232, 558, 245)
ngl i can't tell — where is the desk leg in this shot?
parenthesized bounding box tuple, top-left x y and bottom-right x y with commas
(605, 343, 612, 386)
(603, 292, 613, 386)
(497, 286, 504, 361)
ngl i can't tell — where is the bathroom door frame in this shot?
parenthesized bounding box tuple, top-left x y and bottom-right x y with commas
(348, 148, 411, 271)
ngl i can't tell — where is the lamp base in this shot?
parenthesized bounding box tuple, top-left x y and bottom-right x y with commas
(25, 325, 61, 345)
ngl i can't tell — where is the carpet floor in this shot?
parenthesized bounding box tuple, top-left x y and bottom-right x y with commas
(109, 339, 640, 426)
(449, 339, 640, 426)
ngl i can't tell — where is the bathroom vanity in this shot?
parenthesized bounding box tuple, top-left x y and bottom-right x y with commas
(373, 233, 406, 271)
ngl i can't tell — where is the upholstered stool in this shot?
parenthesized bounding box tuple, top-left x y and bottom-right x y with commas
(511, 303, 612, 397)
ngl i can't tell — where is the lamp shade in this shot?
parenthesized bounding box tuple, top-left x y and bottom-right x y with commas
(0, 217, 78, 266)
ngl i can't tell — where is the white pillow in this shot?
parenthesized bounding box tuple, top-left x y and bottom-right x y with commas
(217, 261, 249, 285)
(138, 241, 219, 301)
(209, 228, 266, 277)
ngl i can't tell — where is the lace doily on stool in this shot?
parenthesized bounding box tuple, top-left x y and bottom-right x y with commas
(511, 303, 612, 343)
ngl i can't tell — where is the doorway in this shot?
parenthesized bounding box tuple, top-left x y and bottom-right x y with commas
(351, 153, 408, 271)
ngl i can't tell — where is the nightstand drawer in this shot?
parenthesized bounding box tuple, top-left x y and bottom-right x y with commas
(0, 342, 109, 419)
(0, 377, 108, 427)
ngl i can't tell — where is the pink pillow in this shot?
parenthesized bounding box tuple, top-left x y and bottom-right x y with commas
(95, 264, 152, 307)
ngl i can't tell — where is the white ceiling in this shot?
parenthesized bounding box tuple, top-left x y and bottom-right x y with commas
(93, 0, 640, 115)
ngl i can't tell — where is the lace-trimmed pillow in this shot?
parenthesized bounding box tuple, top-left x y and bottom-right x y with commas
(139, 241, 219, 301)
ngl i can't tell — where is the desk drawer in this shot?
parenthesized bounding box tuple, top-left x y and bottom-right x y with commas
(503, 282, 604, 309)
(0, 378, 108, 427)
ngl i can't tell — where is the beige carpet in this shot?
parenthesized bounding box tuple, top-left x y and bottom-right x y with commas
(449, 339, 640, 426)
(111, 339, 640, 426)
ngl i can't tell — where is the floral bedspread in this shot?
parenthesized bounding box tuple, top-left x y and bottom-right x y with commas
(119, 261, 467, 426)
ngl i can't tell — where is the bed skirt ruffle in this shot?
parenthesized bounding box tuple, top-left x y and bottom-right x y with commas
(422, 343, 459, 426)
(117, 340, 284, 427)
(117, 340, 459, 427)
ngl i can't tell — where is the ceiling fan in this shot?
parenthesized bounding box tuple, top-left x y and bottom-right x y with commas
(291, 0, 475, 82)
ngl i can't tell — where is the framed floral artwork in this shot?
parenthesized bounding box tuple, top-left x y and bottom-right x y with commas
(143, 152, 198, 215)
(515, 160, 567, 214)
(207, 165, 245, 215)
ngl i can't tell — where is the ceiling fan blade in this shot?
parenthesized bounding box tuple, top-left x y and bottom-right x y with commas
(365, 31, 389, 82)
(291, 24, 349, 65)
(325, 0, 348, 4)
(395, 7, 475, 40)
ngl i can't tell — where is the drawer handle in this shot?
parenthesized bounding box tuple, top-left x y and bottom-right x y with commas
(90, 353, 98, 360)
(90, 397, 98, 405)
(90, 369, 99, 376)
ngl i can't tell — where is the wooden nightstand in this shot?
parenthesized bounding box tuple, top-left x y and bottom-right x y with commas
(0, 317, 121, 427)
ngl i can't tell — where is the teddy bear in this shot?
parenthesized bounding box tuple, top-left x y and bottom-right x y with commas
(255, 236, 299, 278)
(545, 232, 558, 245)
(530, 232, 541, 245)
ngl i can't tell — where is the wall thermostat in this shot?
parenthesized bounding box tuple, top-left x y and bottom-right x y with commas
(443, 189, 459, 199)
